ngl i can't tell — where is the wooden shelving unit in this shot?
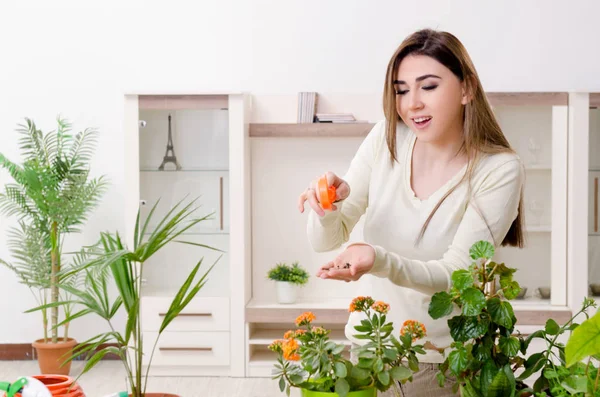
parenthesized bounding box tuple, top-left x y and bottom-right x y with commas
(486, 92, 568, 106)
(249, 123, 375, 137)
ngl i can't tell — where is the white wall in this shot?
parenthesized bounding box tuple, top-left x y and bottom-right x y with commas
(0, 0, 599, 342)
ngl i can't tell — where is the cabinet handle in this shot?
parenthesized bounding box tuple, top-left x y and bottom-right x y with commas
(219, 176, 224, 231)
(159, 347, 213, 352)
(158, 312, 212, 317)
(595, 177, 598, 233)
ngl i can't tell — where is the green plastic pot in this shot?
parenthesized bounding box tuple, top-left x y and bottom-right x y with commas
(300, 387, 377, 397)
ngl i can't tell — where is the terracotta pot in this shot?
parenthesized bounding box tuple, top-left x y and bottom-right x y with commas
(32, 374, 85, 396)
(32, 338, 77, 375)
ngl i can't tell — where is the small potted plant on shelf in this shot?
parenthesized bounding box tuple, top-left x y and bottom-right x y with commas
(269, 297, 427, 397)
(29, 198, 219, 397)
(0, 117, 107, 375)
(267, 261, 310, 304)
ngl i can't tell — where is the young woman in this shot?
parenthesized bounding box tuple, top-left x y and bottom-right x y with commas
(297, 29, 525, 396)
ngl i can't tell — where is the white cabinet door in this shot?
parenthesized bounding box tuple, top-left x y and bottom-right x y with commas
(589, 172, 600, 236)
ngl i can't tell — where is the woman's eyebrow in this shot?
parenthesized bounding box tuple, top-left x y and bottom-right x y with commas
(393, 74, 442, 84)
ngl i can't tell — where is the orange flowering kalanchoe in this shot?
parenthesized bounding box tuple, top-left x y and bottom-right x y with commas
(400, 320, 427, 341)
(348, 296, 375, 312)
(268, 339, 286, 353)
(311, 326, 329, 337)
(282, 338, 300, 361)
(371, 301, 390, 315)
(295, 312, 316, 327)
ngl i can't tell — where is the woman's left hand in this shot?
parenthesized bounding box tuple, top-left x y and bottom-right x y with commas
(317, 244, 376, 282)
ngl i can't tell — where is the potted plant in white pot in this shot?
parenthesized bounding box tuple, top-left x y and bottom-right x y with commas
(0, 116, 107, 375)
(267, 262, 309, 304)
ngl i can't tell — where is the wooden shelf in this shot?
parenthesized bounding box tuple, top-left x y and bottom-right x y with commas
(246, 298, 571, 326)
(249, 329, 351, 346)
(487, 92, 568, 106)
(249, 123, 375, 137)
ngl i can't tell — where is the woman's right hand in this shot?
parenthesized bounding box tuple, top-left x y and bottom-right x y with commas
(297, 171, 350, 217)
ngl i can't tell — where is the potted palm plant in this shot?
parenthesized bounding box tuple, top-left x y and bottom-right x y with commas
(34, 198, 220, 397)
(0, 117, 107, 375)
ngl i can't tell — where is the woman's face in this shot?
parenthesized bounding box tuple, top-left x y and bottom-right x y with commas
(394, 54, 468, 144)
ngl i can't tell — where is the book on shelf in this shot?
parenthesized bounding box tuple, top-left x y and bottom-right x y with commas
(314, 113, 366, 123)
(297, 92, 318, 123)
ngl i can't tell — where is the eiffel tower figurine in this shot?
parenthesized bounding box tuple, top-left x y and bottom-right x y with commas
(158, 114, 182, 171)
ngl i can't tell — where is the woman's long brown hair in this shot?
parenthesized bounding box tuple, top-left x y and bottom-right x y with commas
(382, 29, 524, 248)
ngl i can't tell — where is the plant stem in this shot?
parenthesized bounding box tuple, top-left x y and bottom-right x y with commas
(595, 364, 600, 392)
(50, 221, 60, 344)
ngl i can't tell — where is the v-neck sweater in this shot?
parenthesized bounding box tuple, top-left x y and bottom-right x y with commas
(307, 120, 524, 363)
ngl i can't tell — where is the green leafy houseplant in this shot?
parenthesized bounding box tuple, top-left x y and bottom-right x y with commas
(428, 240, 531, 396)
(0, 117, 107, 373)
(515, 297, 599, 396)
(267, 261, 310, 285)
(30, 198, 220, 397)
(269, 297, 427, 397)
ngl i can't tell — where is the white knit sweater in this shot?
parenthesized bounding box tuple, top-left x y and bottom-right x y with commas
(307, 120, 524, 363)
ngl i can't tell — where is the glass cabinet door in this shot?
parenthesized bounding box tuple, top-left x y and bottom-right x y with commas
(137, 106, 230, 296)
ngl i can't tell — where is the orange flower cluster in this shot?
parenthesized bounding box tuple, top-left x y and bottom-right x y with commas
(295, 312, 316, 327)
(371, 301, 390, 315)
(348, 296, 375, 312)
(311, 326, 329, 337)
(400, 320, 427, 341)
(268, 339, 285, 353)
(282, 338, 300, 361)
(284, 329, 308, 339)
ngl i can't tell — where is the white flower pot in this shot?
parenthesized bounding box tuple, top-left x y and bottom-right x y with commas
(275, 281, 298, 304)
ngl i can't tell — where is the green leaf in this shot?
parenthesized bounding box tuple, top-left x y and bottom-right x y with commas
(544, 319, 560, 336)
(480, 360, 499, 396)
(373, 357, 384, 373)
(390, 366, 412, 381)
(517, 352, 546, 381)
(448, 346, 468, 375)
(436, 372, 446, 387)
(542, 368, 558, 379)
(560, 375, 587, 394)
(428, 291, 454, 319)
(351, 366, 370, 380)
(502, 281, 521, 300)
(448, 315, 488, 342)
(279, 376, 285, 392)
(353, 325, 371, 332)
(383, 348, 397, 361)
(335, 378, 349, 397)
(498, 336, 520, 357)
(334, 362, 347, 378)
(452, 269, 474, 292)
(488, 368, 512, 397)
(487, 298, 516, 329)
(565, 309, 600, 366)
(461, 288, 486, 316)
(357, 358, 374, 369)
(377, 370, 390, 386)
(470, 241, 495, 260)
(460, 380, 483, 397)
